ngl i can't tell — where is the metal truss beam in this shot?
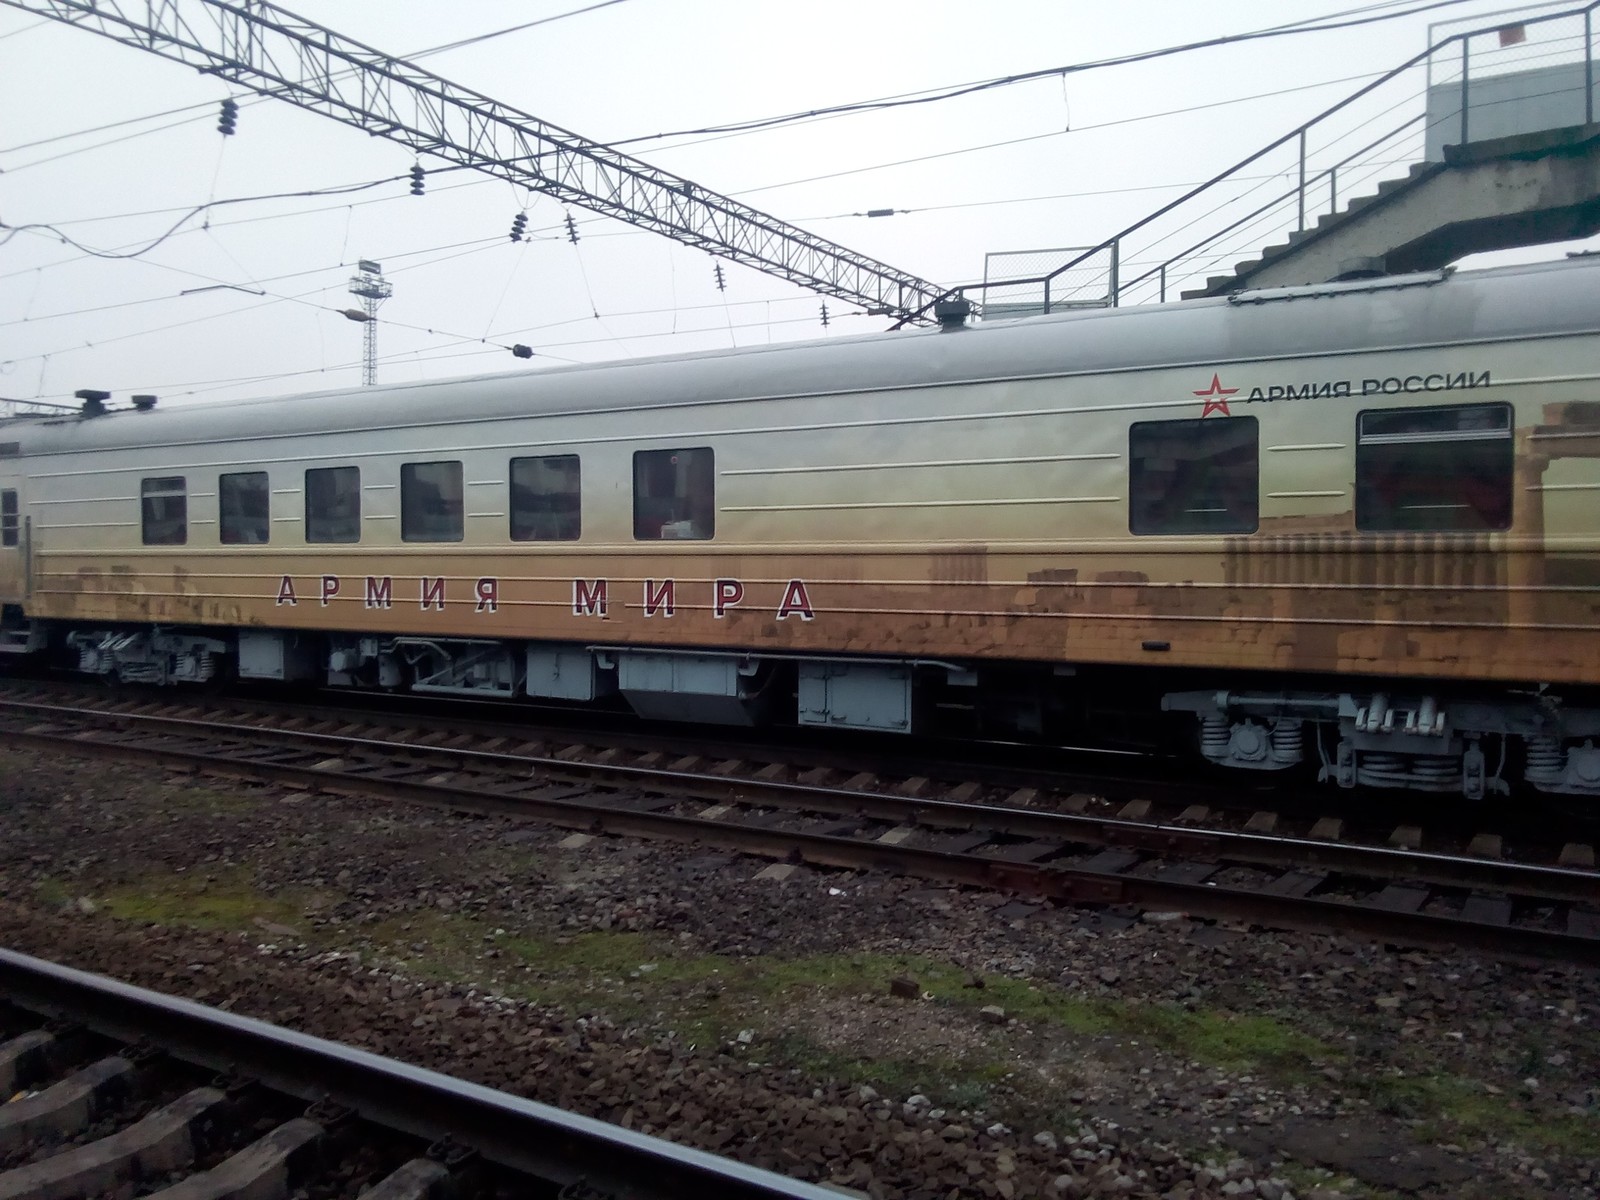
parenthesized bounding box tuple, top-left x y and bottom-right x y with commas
(5, 0, 945, 323)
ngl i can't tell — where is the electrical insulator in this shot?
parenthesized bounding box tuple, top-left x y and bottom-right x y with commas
(564, 213, 580, 244)
(409, 164, 425, 196)
(820, 302, 830, 328)
(510, 212, 528, 242)
(511, 344, 534, 358)
(713, 262, 726, 292)
(217, 98, 238, 136)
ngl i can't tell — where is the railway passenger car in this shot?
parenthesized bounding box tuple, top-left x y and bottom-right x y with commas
(1, 258, 1598, 801)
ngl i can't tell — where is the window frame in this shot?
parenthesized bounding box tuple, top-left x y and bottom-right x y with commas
(0, 489, 16, 549)
(1128, 415, 1259, 536)
(400, 459, 465, 543)
(305, 465, 361, 544)
(218, 470, 270, 546)
(509, 453, 582, 542)
(632, 446, 716, 541)
(139, 476, 188, 546)
(1354, 401, 1513, 533)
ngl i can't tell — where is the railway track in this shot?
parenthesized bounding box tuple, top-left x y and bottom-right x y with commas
(0, 947, 838, 1200)
(0, 677, 1586, 852)
(2, 690, 1598, 965)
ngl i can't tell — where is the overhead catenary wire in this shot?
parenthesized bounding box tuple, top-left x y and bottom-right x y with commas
(0, 173, 424, 259)
(3, 2, 1509, 268)
(35, 306, 853, 403)
(3, 0, 1548, 405)
(607, 0, 1480, 148)
(1, 261, 545, 371)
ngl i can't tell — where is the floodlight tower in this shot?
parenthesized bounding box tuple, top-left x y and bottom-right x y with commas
(347, 259, 393, 386)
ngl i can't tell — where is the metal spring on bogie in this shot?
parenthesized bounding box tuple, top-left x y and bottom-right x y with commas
(1355, 751, 1408, 787)
(1409, 755, 1458, 782)
(1525, 734, 1563, 780)
(1201, 715, 1229, 755)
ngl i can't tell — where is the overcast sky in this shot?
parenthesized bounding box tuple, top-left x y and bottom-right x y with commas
(1, 0, 1592, 411)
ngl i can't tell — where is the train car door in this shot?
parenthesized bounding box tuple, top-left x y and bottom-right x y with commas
(0, 479, 22, 607)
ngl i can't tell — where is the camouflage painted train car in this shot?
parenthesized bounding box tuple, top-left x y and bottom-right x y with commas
(2, 257, 1598, 799)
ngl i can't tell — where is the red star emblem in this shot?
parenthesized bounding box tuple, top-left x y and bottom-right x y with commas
(1193, 372, 1239, 417)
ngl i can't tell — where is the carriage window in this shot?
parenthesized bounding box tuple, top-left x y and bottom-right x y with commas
(401, 460, 464, 542)
(510, 454, 580, 541)
(1130, 417, 1258, 534)
(1, 490, 15, 548)
(634, 447, 714, 540)
(219, 471, 269, 545)
(1357, 403, 1512, 532)
(305, 466, 360, 543)
(140, 476, 187, 545)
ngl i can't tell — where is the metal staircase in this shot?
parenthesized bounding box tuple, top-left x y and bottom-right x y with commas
(1184, 122, 1600, 296)
(937, 1, 1600, 320)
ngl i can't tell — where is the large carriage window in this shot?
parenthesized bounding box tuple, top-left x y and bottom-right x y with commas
(219, 471, 269, 545)
(634, 447, 714, 540)
(1357, 403, 1512, 531)
(1130, 417, 1258, 534)
(306, 466, 360, 543)
(511, 454, 580, 541)
(140, 476, 187, 545)
(1, 490, 16, 548)
(401, 460, 463, 542)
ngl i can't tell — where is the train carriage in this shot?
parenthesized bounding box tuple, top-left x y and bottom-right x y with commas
(2, 257, 1598, 800)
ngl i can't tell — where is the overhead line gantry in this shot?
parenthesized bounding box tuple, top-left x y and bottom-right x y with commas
(4, 0, 947, 324)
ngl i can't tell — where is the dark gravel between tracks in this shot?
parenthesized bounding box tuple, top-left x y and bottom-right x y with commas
(0, 745, 1596, 1200)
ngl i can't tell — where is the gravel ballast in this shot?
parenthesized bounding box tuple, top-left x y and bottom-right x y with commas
(0, 744, 1595, 1199)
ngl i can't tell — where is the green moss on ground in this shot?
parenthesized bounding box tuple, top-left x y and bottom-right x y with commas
(73, 871, 1595, 1165)
(1359, 1071, 1600, 1160)
(96, 867, 320, 934)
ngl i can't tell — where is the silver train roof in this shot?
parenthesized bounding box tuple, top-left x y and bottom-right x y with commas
(11, 256, 1600, 457)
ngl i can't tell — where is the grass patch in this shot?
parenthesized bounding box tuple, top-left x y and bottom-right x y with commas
(360, 923, 1337, 1091)
(69, 869, 1339, 1108)
(739, 952, 1337, 1079)
(1359, 1071, 1600, 1159)
(767, 1030, 1012, 1112)
(151, 783, 262, 815)
(32, 877, 73, 909)
(97, 867, 319, 935)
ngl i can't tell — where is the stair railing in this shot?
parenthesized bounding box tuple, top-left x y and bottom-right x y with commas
(904, 0, 1600, 322)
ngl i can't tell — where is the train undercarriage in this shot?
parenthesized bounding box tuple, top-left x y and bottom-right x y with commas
(5, 617, 1598, 801)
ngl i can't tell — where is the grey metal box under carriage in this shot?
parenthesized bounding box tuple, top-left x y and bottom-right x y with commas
(797, 662, 913, 733)
(525, 645, 613, 702)
(238, 630, 318, 682)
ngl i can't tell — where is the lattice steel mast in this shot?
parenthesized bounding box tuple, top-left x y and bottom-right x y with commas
(347, 259, 391, 386)
(5, 0, 946, 323)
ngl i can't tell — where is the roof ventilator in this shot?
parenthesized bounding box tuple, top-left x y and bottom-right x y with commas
(74, 389, 110, 418)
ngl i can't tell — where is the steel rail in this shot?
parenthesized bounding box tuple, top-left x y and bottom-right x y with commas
(2, 697, 1594, 905)
(3, 703, 1598, 964)
(0, 676, 1207, 803)
(0, 948, 841, 1200)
